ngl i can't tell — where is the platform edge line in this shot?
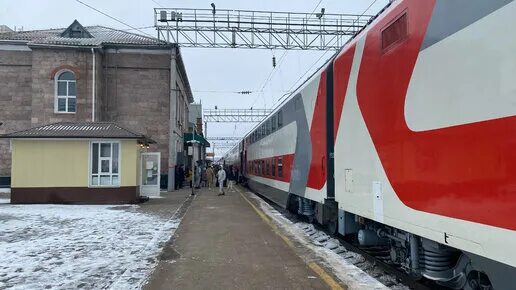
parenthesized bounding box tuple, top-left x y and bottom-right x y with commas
(235, 187, 344, 290)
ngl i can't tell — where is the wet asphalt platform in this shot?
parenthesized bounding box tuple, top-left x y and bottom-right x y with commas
(144, 186, 335, 290)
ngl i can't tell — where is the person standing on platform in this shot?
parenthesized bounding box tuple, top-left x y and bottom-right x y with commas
(194, 164, 202, 189)
(174, 165, 180, 190)
(178, 165, 185, 189)
(217, 166, 226, 196)
(206, 166, 215, 190)
(186, 166, 192, 188)
(227, 167, 235, 192)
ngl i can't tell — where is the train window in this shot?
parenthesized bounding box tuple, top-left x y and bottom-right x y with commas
(277, 111, 283, 128)
(382, 12, 408, 51)
(266, 159, 270, 176)
(278, 157, 283, 178)
(271, 115, 277, 131)
(271, 158, 276, 177)
(261, 160, 265, 176)
(265, 119, 270, 135)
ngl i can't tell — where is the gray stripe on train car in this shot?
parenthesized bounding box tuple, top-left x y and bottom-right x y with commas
(421, 0, 514, 50)
(282, 93, 311, 198)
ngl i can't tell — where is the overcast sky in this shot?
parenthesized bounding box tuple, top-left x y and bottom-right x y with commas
(1, 0, 389, 158)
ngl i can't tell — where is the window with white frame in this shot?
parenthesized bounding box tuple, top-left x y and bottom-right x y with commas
(90, 141, 120, 186)
(55, 71, 76, 113)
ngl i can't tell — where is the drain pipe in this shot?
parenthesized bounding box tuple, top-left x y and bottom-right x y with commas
(91, 47, 96, 122)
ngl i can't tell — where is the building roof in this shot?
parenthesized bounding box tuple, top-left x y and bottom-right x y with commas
(0, 25, 13, 33)
(0, 20, 194, 103)
(0, 122, 154, 142)
(0, 20, 168, 48)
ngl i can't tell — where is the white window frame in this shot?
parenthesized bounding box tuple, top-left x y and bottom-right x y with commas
(54, 70, 77, 114)
(89, 140, 121, 188)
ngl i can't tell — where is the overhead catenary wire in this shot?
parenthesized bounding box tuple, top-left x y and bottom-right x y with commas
(248, 0, 325, 110)
(74, 0, 154, 37)
(151, 0, 164, 8)
(271, 0, 381, 108)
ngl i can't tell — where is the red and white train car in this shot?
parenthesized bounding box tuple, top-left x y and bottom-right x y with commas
(225, 1, 516, 289)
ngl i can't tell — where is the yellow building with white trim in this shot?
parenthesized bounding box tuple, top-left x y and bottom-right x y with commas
(1, 122, 154, 204)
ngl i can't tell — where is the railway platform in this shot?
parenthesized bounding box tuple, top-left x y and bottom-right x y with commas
(144, 186, 340, 290)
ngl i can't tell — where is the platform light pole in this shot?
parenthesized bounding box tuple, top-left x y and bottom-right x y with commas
(190, 127, 195, 196)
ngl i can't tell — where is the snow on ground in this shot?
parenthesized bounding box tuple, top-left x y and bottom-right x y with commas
(0, 198, 9, 204)
(0, 203, 179, 290)
(0, 188, 10, 194)
(248, 192, 408, 290)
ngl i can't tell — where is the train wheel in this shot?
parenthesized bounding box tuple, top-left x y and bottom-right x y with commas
(465, 271, 492, 290)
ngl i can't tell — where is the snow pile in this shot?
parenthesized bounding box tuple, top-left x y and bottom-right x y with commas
(0, 204, 179, 289)
(248, 192, 407, 290)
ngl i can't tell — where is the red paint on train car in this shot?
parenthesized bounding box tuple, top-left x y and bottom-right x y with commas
(333, 44, 356, 142)
(356, 0, 516, 230)
(306, 44, 355, 190)
(248, 154, 294, 183)
(307, 72, 327, 190)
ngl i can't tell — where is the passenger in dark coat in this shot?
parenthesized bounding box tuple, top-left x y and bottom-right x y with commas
(178, 165, 185, 189)
(227, 166, 236, 192)
(174, 165, 180, 190)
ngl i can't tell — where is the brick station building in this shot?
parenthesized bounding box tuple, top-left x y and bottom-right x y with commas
(0, 20, 193, 189)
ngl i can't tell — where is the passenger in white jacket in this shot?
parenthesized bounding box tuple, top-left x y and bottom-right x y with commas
(217, 167, 226, 196)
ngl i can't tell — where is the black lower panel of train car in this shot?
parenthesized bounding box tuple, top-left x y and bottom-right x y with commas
(247, 179, 289, 208)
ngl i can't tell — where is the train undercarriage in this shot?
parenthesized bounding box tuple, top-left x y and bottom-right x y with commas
(286, 195, 512, 290)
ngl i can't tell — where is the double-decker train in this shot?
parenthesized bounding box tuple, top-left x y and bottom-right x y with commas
(222, 1, 516, 289)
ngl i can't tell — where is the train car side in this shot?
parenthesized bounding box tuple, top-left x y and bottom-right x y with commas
(224, 1, 516, 289)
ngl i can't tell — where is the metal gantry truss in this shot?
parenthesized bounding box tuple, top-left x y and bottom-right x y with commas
(154, 8, 374, 50)
(211, 143, 238, 149)
(203, 109, 272, 122)
(206, 136, 242, 141)
(207, 136, 241, 149)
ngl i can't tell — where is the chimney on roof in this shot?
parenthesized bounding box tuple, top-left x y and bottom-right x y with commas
(0, 25, 13, 33)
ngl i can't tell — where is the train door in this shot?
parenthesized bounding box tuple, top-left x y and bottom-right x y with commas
(326, 62, 335, 200)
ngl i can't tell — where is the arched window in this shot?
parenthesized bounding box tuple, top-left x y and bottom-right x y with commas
(55, 71, 76, 113)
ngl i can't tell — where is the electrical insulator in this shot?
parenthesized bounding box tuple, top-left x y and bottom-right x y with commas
(272, 56, 276, 68)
